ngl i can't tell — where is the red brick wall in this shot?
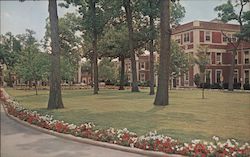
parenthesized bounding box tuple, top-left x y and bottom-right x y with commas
(190, 31, 193, 43)
(212, 32, 222, 43)
(200, 31, 204, 42)
(222, 53, 232, 64)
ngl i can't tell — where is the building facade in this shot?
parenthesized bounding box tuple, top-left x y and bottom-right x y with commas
(172, 20, 250, 87)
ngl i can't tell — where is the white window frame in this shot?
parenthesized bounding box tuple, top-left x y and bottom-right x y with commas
(234, 69, 238, 83)
(244, 51, 249, 64)
(215, 69, 223, 83)
(216, 53, 222, 64)
(140, 73, 145, 82)
(140, 62, 145, 70)
(205, 69, 212, 84)
(235, 52, 238, 65)
(244, 69, 250, 84)
(176, 35, 181, 44)
(184, 32, 190, 43)
(205, 31, 211, 42)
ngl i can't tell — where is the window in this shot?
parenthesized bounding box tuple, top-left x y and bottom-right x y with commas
(176, 35, 181, 44)
(245, 51, 249, 64)
(140, 62, 145, 70)
(185, 72, 189, 81)
(206, 52, 211, 64)
(245, 70, 249, 84)
(216, 53, 222, 64)
(205, 69, 211, 84)
(234, 70, 238, 83)
(127, 74, 131, 82)
(184, 33, 189, 43)
(140, 73, 145, 82)
(235, 52, 238, 64)
(205, 31, 211, 41)
(216, 70, 222, 83)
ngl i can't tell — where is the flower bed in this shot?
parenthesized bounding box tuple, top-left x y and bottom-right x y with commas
(3, 99, 250, 157)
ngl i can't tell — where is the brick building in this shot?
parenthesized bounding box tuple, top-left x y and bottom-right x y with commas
(172, 20, 250, 87)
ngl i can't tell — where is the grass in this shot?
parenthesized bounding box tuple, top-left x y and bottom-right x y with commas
(5, 88, 250, 143)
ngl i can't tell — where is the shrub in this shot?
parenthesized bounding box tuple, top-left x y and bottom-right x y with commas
(193, 74, 201, 87)
(211, 83, 222, 89)
(243, 83, 250, 90)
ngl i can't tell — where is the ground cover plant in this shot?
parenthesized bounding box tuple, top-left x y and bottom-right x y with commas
(5, 88, 250, 144)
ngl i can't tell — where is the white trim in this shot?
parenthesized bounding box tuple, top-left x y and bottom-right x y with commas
(216, 52, 222, 64)
(244, 50, 249, 64)
(205, 69, 212, 84)
(234, 69, 239, 83)
(215, 69, 223, 83)
(205, 31, 211, 43)
(244, 69, 250, 84)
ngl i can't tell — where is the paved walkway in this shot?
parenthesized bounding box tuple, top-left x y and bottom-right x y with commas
(0, 104, 146, 157)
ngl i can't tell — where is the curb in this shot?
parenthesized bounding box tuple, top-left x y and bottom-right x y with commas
(1, 103, 183, 157)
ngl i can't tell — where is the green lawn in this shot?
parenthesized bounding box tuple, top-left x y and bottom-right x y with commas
(5, 88, 250, 143)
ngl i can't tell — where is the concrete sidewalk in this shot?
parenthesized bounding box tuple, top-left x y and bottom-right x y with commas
(0, 104, 147, 157)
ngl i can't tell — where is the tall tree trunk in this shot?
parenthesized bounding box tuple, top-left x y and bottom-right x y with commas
(119, 55, 125, 90)
(149, 11, 155, 95)
(8, 71, 13, 87)
(201, 72, 205, 99)
(35, 80, 38, 95)
(90, 0, 98, 94)
(124, 0, 139, 92)
(47, 0, 64, 109)
(90, 58, 93, 87)
(154, 0, 170, 106)
(228, 48, 237, 91)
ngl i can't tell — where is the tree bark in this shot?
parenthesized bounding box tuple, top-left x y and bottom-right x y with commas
(119, 55, 125, 90)
(90, 0, 99, 94)
(35, 80, 38, 95)
(154, 0, 170, 106)
(149, 11, 155, 95)
(47, 0, 64, 109)
(123, 0, 139, 92)
(8, 72, 13, 87)
(228, 48, 237, 91)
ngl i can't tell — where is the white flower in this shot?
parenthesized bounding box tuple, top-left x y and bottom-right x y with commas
(212, 136, 219, 141)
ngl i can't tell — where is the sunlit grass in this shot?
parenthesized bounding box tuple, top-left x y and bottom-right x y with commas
(5, 88, 250, 143)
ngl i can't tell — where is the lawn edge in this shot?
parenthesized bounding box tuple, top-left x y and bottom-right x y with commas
(1, 103, 183, 157)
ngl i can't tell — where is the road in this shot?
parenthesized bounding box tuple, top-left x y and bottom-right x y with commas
(0, 104, 147, 157)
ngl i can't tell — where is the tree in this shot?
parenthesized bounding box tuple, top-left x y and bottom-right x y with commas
(0, 32, 21, 87)
(195, 46, 209, 99)
(44, 13, 82, 84)
(62, 0, 118, 94)
(98, 58, 118, 83)
(123, 0, 140, 92)
(48, 0, 64, 109)
(215, 0, 250, 91)
(98, 26, 130, 90)
(154, 0, 171, 106)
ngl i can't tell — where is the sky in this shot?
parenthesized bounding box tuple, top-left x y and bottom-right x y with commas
(1, 0, 249, 41)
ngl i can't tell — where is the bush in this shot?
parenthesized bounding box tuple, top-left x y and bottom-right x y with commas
(199, 83, 211, 89)
(211, 83, 222, 89)
(193, 74, 201, 87)
(233, 83, 241, 89)
(223, 83, 228, 89)
(243, 83, 250, 90)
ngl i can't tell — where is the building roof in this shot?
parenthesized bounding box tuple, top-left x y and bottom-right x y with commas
(172, 20, 240, 34)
